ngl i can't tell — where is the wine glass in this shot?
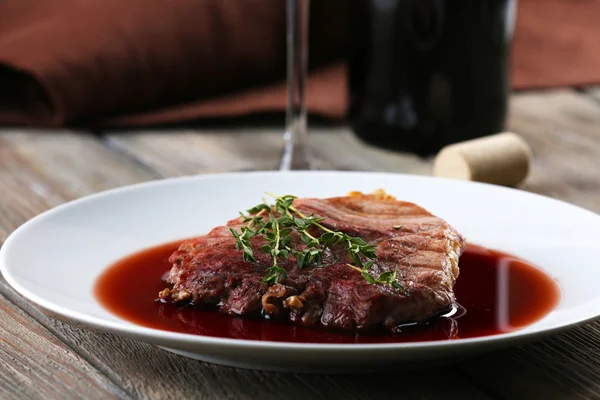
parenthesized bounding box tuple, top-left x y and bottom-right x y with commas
(279, 0, 313, 171)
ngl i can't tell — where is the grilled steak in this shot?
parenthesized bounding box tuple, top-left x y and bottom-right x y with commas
(159, 191, 466, 331)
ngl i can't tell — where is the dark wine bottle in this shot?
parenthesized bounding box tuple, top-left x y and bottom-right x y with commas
(349, 0, 516, 155)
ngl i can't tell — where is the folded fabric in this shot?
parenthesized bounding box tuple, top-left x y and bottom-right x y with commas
(0, 0, 599, 128)
(511, 0, 600, 89)
(0, 0, 364, 127)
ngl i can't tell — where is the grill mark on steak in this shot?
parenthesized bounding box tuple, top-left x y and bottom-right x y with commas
(159, 191, 466, 331)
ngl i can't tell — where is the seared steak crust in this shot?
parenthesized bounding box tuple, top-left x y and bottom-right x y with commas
(160, 191, 466, 331)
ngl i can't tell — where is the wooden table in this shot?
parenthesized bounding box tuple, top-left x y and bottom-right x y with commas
(1, 88, 600, 399)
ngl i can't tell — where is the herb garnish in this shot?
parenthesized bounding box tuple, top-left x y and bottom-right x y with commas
(230, 193, 405, 291)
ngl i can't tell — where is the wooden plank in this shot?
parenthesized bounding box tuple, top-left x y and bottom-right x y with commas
(0, 129, 489, 400)
(1, 130, 159, 194)
(102, 130, 282, 176)
(508, 90, 600, 213)
(0, 135, 64, 241)
(3, 89, 600, 399)
(0, 130, 159, 242)
(104, 127, 432, 176)
(1, 284, 498, 400)
(0, 291, 128, 399)
(451, 89, 600, 399)
(5, 91, 600, 399)
(2, 281, 494, 400)
(581, 86, 600, 103)
(458, 322, 600, 399)
(309, 128, 431, 174)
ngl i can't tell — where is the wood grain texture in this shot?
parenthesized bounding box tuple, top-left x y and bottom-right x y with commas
(0, 291, 128, 400)
(457, 322, 600, 399)
(1, 89, 600, 399)
(582, 86, 600, 103)
(0, 282, 497, 400)
(104, 127, 432, 176)
(0, 129, 487, 400)
(509, 90, 600, 213)
(103, 130, 282, 175)
(0, 131, 157, 242)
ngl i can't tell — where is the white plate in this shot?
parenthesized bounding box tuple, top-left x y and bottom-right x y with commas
(2, 171, 600, 373)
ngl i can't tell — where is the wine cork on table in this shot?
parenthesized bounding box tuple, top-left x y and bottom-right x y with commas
(433, 132, 532, 187)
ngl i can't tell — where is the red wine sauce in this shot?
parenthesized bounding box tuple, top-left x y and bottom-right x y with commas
(95, 241, 560, 343)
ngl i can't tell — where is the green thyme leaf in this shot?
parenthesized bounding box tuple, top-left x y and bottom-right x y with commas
(362, 271, 377, 284)
(232, 192, 403, 291)
(378, 271, 393, 281)
(363, 260, 374, 270)
(296, 252, 306, 268)
(300, 232, 312, 245)
(247, 204, 271, 214)
(279, 249, 290, 259)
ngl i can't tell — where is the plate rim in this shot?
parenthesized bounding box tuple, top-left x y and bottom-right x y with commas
(2, 170, 600, 352)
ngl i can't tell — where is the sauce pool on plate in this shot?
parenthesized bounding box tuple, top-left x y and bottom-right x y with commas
(95, 241, 560, 343)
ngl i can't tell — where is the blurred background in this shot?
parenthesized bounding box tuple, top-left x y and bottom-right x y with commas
(1, 0, 598, 156)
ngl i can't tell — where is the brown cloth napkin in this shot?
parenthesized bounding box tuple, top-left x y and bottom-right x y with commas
(0, 0, 364, 127)
(510, 0, 600, 89)
(0, 0, 599, 128)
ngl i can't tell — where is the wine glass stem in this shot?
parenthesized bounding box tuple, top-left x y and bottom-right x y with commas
(280, 0, 313, 171)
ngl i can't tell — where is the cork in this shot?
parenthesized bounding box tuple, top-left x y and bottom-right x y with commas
(433, 132, 532, 187)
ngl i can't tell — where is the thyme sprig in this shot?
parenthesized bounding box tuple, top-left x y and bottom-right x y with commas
(345, 264, 404, 290)
(230, 193, 404, 291)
